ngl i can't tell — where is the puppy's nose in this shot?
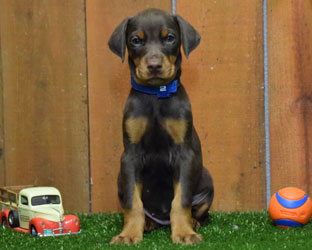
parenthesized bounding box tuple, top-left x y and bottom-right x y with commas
(147, 56, 162, 73)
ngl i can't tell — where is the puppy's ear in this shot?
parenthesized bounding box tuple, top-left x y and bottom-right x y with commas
(175, 15, 200, 58)
(108, 18, 130, 62)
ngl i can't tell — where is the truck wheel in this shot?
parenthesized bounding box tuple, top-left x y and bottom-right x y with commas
(1, 217, 7, 229)
(8, 210, 19, 228)
(31, 225, 38, 237)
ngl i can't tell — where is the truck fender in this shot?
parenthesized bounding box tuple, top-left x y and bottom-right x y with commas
(29, 217, 47, 236)
(63, 215, 80, 232)
(1, 210, 11, 228)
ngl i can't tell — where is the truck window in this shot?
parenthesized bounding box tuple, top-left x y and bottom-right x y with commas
(21, 195, 29, 206)
(9, 193, 16, 203)
(31, 195, 60, 206)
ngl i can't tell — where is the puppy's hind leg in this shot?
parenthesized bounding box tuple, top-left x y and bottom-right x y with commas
(192, 167, 214, 227)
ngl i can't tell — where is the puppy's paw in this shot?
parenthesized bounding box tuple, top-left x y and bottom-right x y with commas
(171, 232, 203, 244)
(110, 234, 142, 245)
(144, 216, 160, 233)
(192, 218, 201, 230)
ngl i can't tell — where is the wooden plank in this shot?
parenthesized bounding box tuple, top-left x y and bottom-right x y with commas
(0, 185, 34, 193)
(0, 0, 89, 212)
(86, 0, 171, 212)
(177, 0, 265, 210)
(268, 1, 312, 195)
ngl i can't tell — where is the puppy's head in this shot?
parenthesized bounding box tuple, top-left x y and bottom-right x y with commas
(108, 8, 200, 86)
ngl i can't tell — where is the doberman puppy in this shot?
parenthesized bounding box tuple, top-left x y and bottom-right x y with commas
(108, 8, 214, 245)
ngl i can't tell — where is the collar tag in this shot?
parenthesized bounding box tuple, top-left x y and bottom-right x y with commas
(159, 86, 167, 92)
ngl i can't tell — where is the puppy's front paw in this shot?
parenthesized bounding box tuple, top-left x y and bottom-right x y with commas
(171, 232, 203, 244)
(110, 234, 142, 245)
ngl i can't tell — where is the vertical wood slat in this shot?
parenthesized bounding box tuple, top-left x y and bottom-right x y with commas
(268, 1, 312, 195)
(0, 0, 90, 212)
(0, 31, 4, 187)
(86, 0, 172, 213)
(178, 0, 266, 210)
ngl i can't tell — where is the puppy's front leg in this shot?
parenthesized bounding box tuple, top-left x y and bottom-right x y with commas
(110, 153, 145, 245)
(170, 150, 202, 244)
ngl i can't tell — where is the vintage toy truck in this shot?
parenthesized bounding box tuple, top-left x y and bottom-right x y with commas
(0, 185, 81, 236)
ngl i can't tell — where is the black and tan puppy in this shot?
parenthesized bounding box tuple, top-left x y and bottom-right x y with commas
(108, 8, 214, 245)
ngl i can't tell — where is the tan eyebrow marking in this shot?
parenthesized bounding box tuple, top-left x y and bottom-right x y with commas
(137, 31, 144, 40)
(161, 29, 169, 38)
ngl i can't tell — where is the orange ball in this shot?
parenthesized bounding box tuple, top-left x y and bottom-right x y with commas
(268, 187, 312, 228)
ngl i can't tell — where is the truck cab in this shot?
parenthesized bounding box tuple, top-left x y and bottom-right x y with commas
(17, 187, 64, 229)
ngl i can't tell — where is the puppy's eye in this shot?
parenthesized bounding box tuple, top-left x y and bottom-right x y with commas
(131, 36, 142, 45)
(165, 34, 175, 43)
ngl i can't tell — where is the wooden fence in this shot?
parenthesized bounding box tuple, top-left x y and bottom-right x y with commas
(0, 0, 311, 213)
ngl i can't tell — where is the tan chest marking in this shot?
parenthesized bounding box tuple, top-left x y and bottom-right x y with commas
(125, 117, 149, 144)
(162, 118, 188, 144)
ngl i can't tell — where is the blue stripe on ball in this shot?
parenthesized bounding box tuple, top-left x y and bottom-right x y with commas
(274, 219, 302, 227)
(276, 192, 308, 209)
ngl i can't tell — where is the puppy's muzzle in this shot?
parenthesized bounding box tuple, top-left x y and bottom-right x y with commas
(147, 55, 163, 75)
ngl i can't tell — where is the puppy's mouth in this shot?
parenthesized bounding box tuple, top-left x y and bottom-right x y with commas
(136, 73, 174, 86)
(144, 76, 171, 85)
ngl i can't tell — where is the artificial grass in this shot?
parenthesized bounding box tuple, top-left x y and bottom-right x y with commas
(1, 211, 312, 250)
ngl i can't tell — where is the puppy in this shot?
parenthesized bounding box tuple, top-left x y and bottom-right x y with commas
(108, 8, 214, 245)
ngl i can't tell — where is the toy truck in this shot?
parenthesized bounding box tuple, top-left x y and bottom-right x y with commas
(0, 185, 81, 237)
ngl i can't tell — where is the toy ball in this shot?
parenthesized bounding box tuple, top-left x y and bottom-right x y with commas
(269, 187, 312, 228)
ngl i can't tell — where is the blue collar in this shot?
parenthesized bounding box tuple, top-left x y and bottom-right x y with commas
(131, 78, 179, 98)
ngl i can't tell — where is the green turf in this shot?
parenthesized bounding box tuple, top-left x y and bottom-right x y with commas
(1, 211, 312, 250)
